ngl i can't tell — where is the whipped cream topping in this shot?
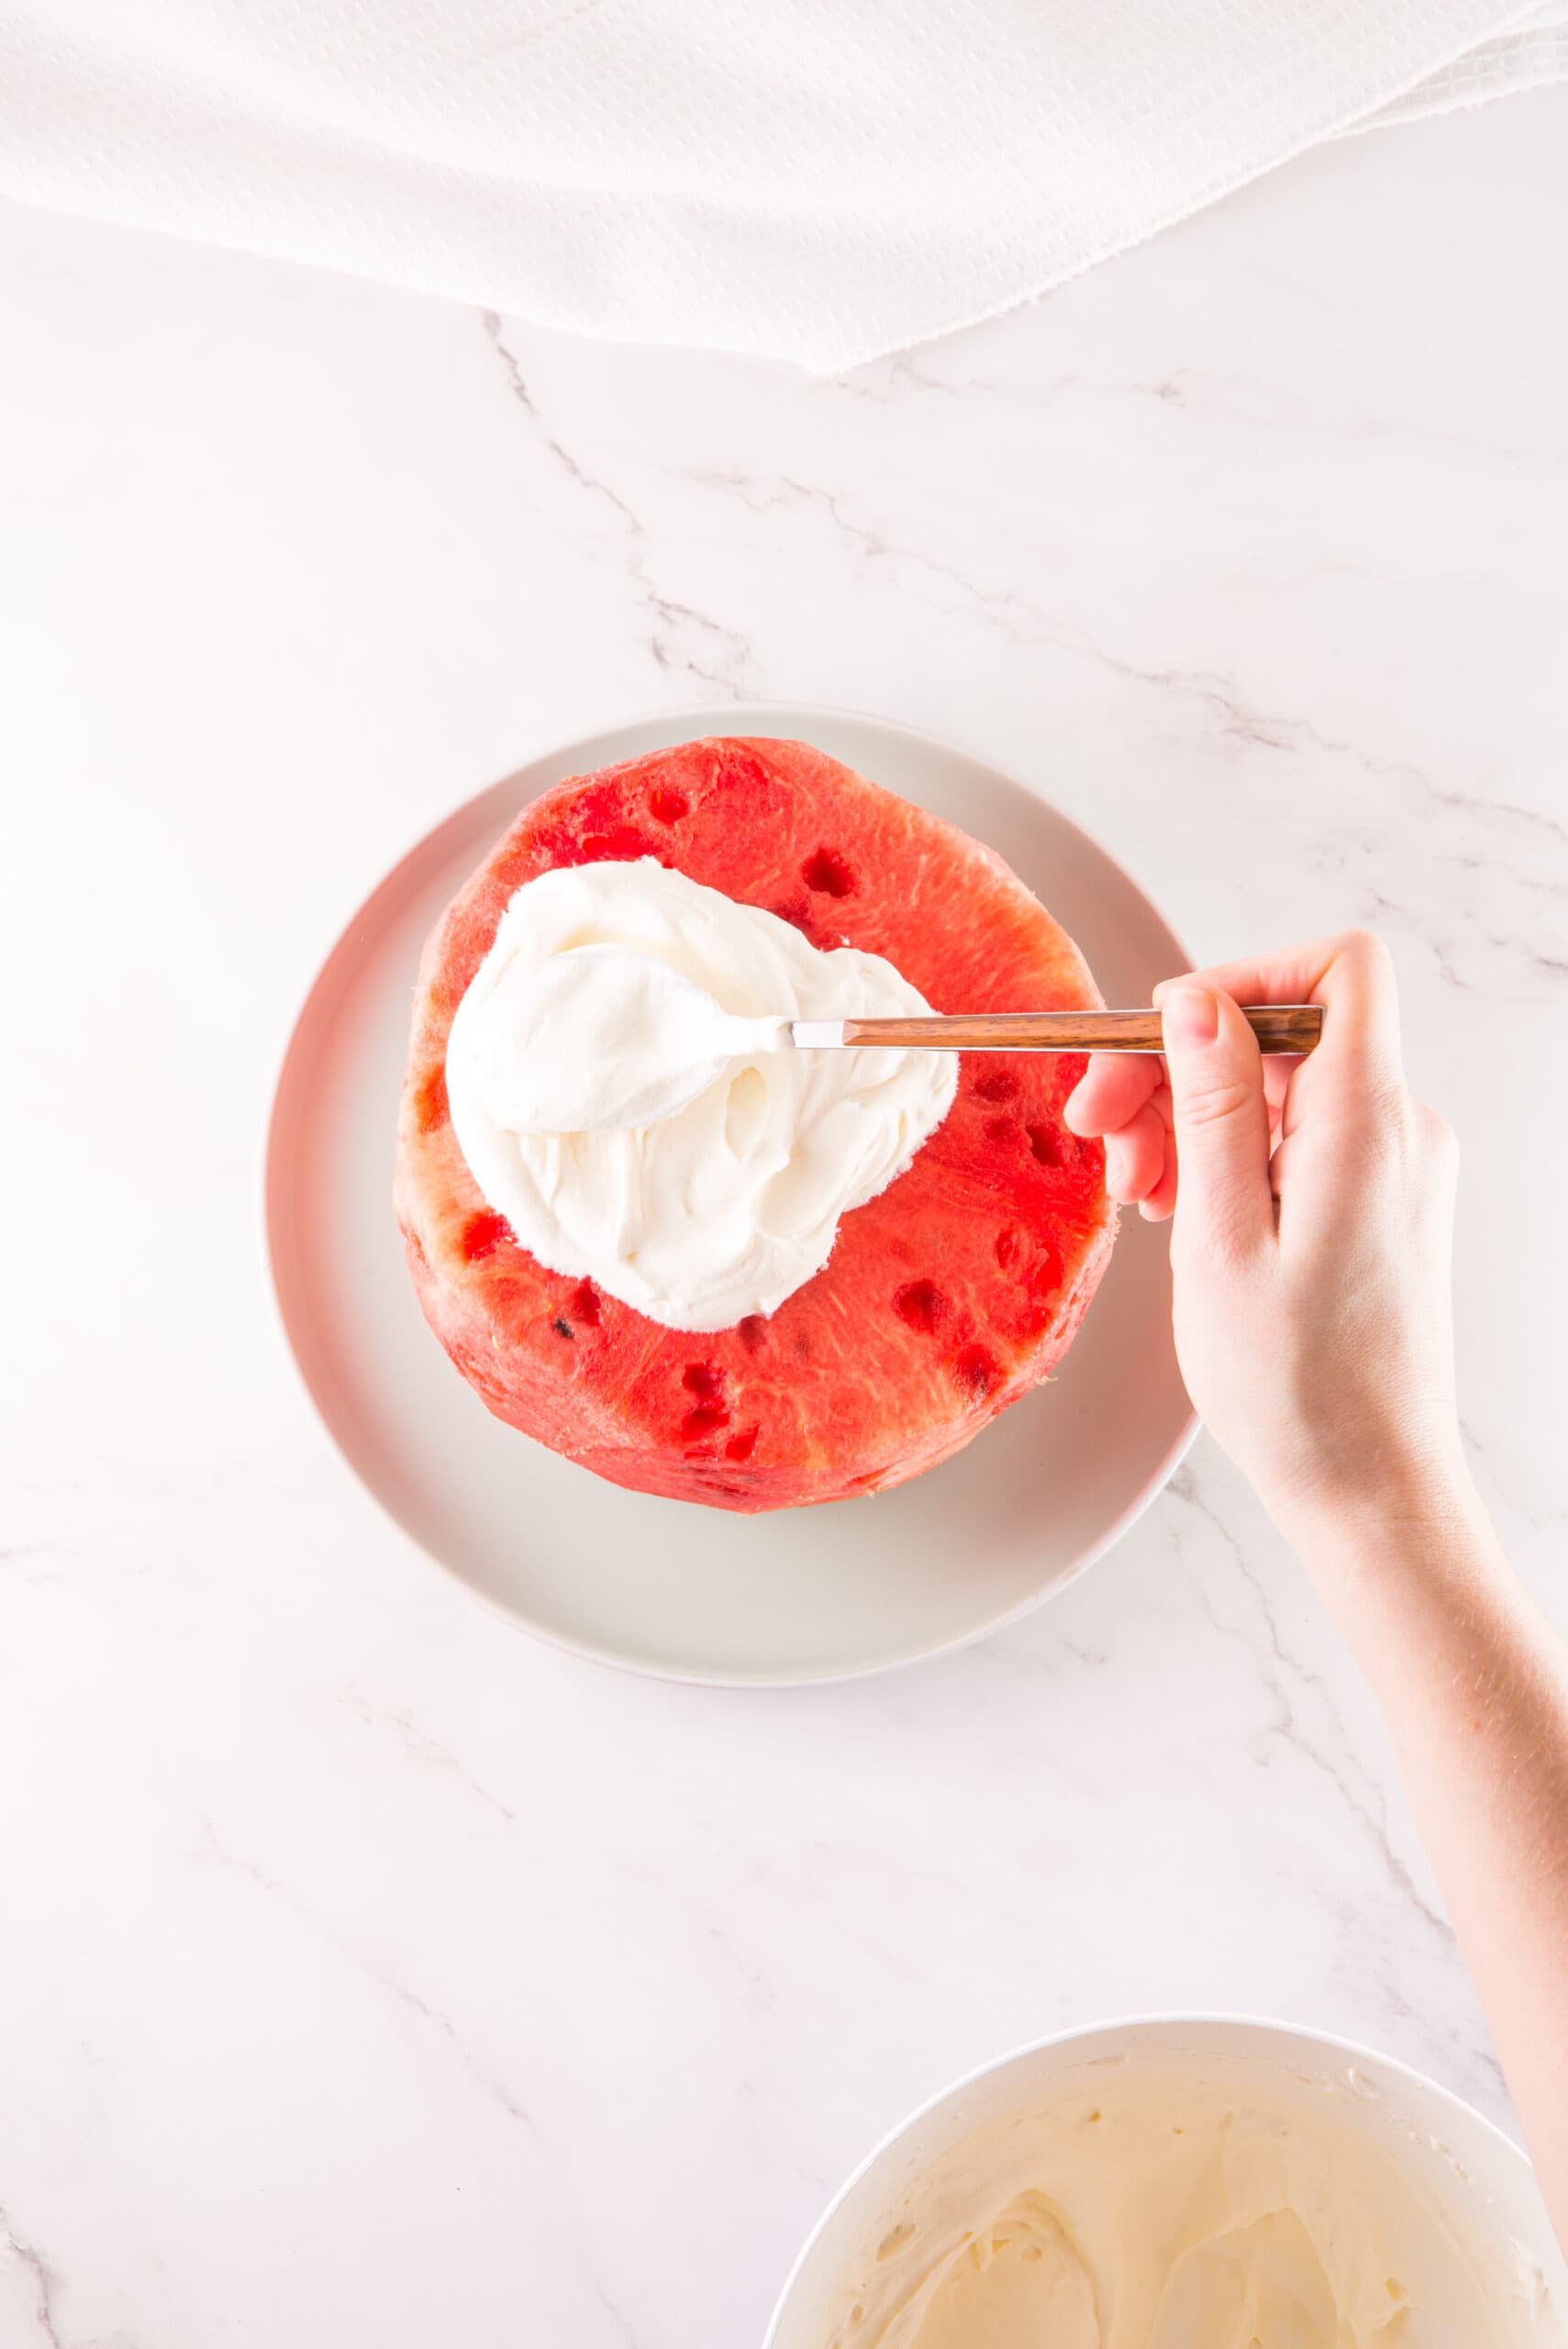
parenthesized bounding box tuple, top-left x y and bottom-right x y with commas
(444, 860, 957, 1330)
(460, 944, 791, 1135)
(827, 2070, 1557, 2349)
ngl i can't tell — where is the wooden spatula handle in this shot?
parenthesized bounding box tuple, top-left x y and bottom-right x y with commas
(841, 1005, 1323, 1054)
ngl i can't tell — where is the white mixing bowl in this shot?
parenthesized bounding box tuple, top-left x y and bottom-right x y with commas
(765, 2014, 1567, 2346)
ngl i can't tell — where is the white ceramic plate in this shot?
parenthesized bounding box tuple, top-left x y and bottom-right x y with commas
(766, 2015, 1568, 2346)
(266, 704, 1197, 1685)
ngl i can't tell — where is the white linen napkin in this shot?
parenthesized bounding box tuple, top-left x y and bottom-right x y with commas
(1, 0, 1563, 369)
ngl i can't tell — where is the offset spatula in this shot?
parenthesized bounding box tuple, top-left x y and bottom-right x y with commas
(510, 944, 1324, 1132)
(791, 1006, 1323, 1053)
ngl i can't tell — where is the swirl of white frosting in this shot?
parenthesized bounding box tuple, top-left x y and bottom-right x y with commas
(444, 860, 957, 1330)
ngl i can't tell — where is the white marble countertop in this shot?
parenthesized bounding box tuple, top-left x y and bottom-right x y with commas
(3, 85, 1566, 2346)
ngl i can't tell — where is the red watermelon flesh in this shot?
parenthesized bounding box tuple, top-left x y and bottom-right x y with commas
(395, 738, 1116, 1513)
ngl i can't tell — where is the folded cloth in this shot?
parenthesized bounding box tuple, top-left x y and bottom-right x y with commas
(1, 0, 1563, 368)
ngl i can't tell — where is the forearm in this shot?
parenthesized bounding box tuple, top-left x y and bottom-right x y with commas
(1078, 937, 1568, 2220)
(1279, 1479, 1568, 2235)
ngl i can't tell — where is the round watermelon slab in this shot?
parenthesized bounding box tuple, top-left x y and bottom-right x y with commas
(395, 737, 1116, 1513)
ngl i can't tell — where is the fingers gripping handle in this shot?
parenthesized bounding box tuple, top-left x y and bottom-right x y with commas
(836, 1006, 1323, 1054)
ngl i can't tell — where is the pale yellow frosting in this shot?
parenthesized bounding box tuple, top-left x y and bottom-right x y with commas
(827, 2071, 1557, 2348)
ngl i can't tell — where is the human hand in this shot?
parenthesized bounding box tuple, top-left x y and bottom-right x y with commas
(1064, 932, 1470, 1534)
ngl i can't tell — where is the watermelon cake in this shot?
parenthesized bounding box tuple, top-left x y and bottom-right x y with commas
(395, 738, 1116, 1513)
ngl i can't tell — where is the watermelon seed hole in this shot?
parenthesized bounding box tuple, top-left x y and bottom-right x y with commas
(681, 1364, 730, 1439)
(802, 847, 855, 897)
(894, 1278, 947, 1333)
(955, 1343, 1001, 1398)
(681, 1403, 731, 1442)
(462, 1208, 511, 1262)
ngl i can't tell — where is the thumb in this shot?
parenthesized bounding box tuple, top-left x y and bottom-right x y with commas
(1155, 983, 1275, 1256)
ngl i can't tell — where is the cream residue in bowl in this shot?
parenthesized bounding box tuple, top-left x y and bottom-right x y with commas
(829, 2071, 1555, 2347)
